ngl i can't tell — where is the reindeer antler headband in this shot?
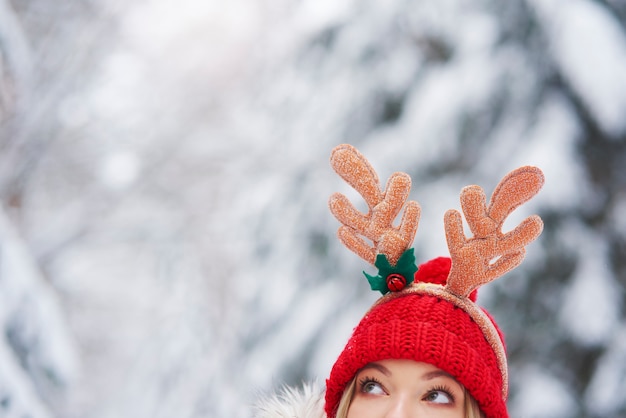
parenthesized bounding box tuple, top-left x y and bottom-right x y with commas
(328, 143, 544, 400)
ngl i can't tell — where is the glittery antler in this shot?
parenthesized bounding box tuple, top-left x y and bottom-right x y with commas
(444, 166, 545, 297)
(329, 144, 421, 266)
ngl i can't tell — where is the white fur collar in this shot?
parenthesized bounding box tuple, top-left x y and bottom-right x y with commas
(254, 383, 326, 418)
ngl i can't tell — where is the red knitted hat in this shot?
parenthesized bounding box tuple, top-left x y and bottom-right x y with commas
(325, 257, 506, 417)
(324, 144, 544, 418)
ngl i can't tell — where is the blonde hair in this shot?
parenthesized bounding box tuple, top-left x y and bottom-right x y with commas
(335, 377, 356, 418)
(335, 376, 485, 418)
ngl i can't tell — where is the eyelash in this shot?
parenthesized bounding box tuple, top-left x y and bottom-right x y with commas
(357, 378, 455, 403)
(426, 384, 456, 403)
(358, 376, 383, 392)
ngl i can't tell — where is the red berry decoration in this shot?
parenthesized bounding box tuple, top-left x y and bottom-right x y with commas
(386, 274, 407, 292)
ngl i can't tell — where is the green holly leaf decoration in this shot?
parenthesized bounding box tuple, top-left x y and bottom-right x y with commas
(363, 248, 418, 295)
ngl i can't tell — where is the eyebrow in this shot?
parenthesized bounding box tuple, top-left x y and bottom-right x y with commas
(422, 370, 456, 381)
(359, 363, 457, 382)
(359, 363, 391, 376)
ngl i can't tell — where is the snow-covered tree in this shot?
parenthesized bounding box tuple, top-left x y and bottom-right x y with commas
(1, 1, 625, 417)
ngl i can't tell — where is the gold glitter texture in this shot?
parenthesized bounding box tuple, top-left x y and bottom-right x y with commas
(328, 144, 421, 266)
(445, 166, 544, 297)
(328, 144, 545, 402)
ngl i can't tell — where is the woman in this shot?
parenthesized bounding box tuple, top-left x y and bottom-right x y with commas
(336, 359, 483, 417)
(255, 144, 544, 418)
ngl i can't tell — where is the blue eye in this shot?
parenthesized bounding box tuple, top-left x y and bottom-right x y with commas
(424, 387, 454, 404)
(359, 378, 386, 395)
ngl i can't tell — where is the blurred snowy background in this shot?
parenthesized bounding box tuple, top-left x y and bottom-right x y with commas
(1, 0, 626, 417)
